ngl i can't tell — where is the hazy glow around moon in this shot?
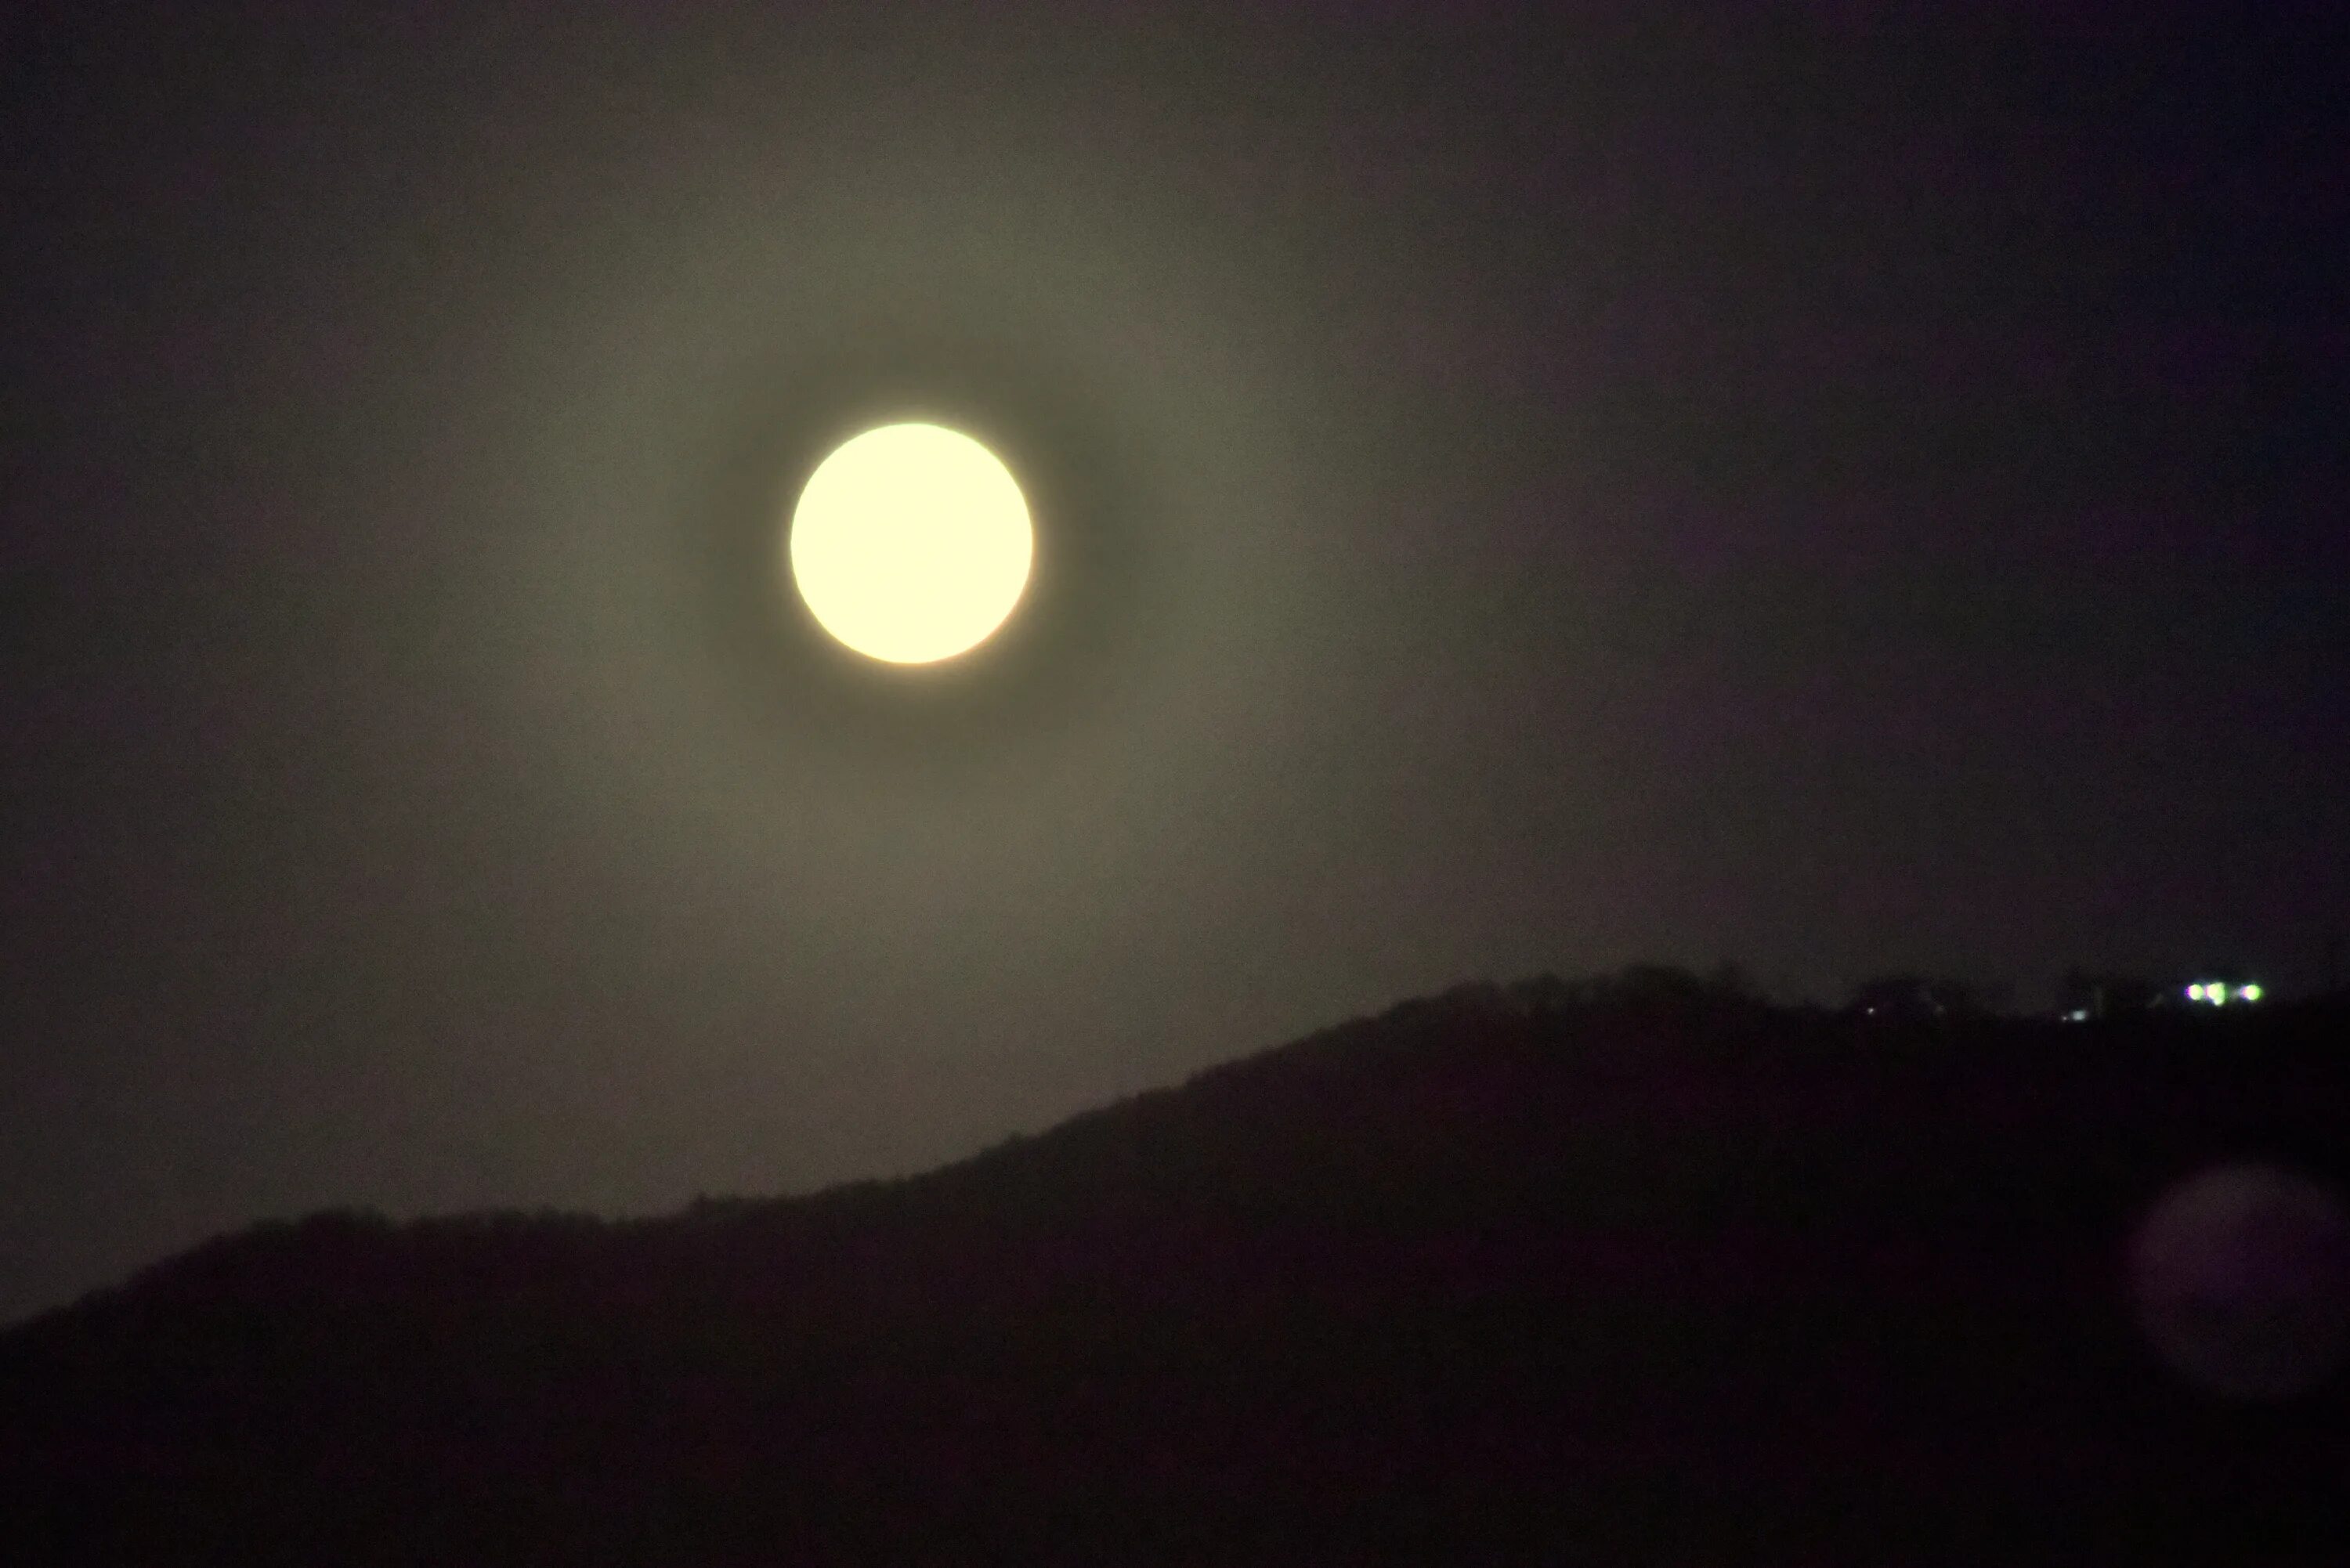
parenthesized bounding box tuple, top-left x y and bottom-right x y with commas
(786, 422, 1034, 665)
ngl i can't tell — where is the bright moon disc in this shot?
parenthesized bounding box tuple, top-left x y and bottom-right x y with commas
(786, 422, 1034, 664)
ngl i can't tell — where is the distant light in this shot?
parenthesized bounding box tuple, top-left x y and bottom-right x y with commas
(2187, 985, 2207, 1002)
(2066, 1009, 2092, 1022)
(2211, 988, 2228, 1006)
(2240, 984, 2264, 1003)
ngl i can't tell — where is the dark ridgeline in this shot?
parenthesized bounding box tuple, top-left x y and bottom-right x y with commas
(3, 973, 2345, 1565)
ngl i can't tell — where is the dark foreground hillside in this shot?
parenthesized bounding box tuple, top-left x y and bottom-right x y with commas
(4, 975, 2346, 1564)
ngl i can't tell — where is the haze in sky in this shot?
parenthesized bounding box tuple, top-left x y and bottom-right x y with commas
(3, 5, 2345, 1325)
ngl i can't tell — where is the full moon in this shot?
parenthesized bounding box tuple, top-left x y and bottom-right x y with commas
(786, 422, 1035, 665)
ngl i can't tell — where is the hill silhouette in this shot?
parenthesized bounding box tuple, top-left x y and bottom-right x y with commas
(4, 971, 2345, 1564)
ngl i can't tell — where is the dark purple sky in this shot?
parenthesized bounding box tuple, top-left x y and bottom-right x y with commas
(5, 4, 2345, 1324)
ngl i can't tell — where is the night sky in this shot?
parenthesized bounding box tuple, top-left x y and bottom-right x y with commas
(6, 5, 2345, 1327)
